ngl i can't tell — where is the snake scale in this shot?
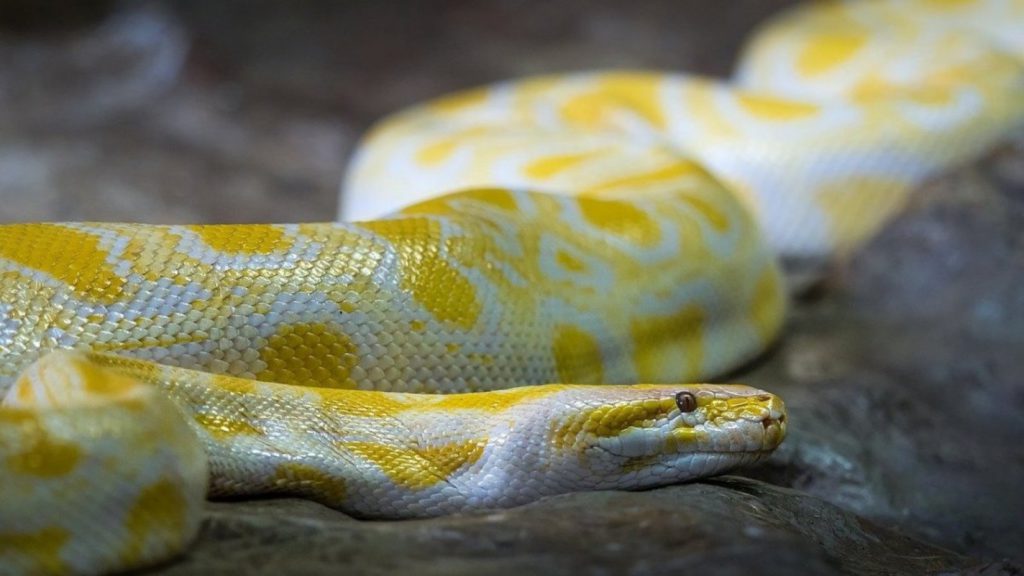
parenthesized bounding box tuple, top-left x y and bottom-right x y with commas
(1, 0, 1022, 574)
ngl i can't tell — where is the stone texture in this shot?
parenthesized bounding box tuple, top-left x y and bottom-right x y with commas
(744, 141, 1024, 563)
(157, 478, 982, 576)
(1, 1, 1022, 575)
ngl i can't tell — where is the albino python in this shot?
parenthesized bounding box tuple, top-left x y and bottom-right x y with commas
(2, 0, 1023, 574)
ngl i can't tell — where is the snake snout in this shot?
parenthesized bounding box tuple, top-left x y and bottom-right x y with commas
(758, 393, 787, 450)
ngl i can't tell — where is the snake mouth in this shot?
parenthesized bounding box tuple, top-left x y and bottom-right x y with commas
(595, 415, 786, 459)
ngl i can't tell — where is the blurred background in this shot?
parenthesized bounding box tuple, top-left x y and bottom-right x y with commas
(0, 0, 795, 223)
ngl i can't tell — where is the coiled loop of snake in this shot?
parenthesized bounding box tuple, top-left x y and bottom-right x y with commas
(1, 1, 1023, 574)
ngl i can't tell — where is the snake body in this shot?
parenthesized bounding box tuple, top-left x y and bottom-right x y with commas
(2, 0, 1023, 574)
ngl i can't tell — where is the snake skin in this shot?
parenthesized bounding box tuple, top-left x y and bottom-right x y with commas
(2, 0, 1023, 574)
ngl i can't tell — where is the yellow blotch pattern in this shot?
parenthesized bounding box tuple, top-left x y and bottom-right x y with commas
(920, 0, 978, 10)
(317, 388, 411, 419)
(118, 227, 193, 286)
(6, 421, 81, 478)
(578, 198, 661, 247)
(631, 305, 705, 382)
(342, 439, 486, 490)
(273, 462, 347, 507)
(561, 74, 667, 129)
(796, 31, 868, 76)
(413, 127, 489, 166)
(193, 411, 262, 440)
(551, 398, 676, 451)
(583, 161, 700, 197)
(524, 152, 596, 179)
(190, 225, 292, 255)
(904, 85, 959, 108)
(555, 249, 587, 273)
(257, 323, 359, 388)
(459, 188, 519, 212)
(120, 480, 189, 567)
(0, 410, 35, 425)
(552, 325, 605, 384)
(0, 223, 125, 302)
(666, 427, 706, 450)
(362, 219, 482, 330)
(681, 193, 731, 232)
(424, 385, 567, 413)
(416, 139, 460, 165)
(0, 527, 70, 574)
(736, 93, 820, 120)
(79, 360, 140, 397)
(400, 188, 518, 218)
(850, 72, 902, 102)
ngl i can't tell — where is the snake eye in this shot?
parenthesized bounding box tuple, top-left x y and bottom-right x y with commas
(675, 391, 697, 413)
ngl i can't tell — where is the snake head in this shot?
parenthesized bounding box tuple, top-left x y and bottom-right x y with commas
(547, 384, 786, 489)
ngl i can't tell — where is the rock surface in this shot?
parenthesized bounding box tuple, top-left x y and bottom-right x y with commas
(1, 1, 1022, 575)
(746, 145, 1024, 564)
(158, 478, 983, 576)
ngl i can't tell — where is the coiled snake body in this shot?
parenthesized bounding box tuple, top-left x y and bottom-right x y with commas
(2, 1, 1022, 574)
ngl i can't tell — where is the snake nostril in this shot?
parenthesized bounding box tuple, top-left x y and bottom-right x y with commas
(762, 414, 785, 430)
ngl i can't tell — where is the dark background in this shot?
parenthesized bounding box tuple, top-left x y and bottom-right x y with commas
(0, 0, 794, 223)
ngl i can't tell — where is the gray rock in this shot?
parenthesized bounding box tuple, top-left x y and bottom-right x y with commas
(743, 139, 1024, 564)
(155, 478, 978, 576)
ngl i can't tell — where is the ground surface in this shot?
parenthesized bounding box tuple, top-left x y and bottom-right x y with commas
(1, 2, 1022, 575)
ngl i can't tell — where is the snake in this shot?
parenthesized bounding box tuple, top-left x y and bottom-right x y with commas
(1, 0, 1022, 574)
